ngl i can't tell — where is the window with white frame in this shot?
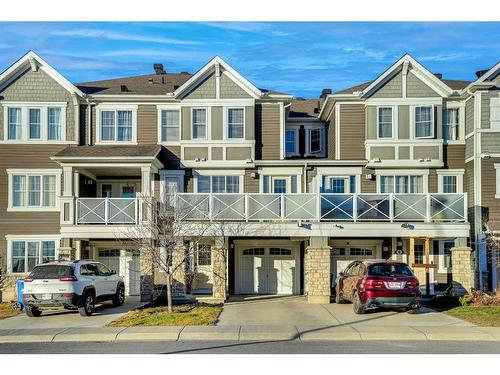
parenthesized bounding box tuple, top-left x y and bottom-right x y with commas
(437, 240, 454, 272)
(378, 107, 393, 138)
(160, 109, 180, 142)
(285, 129, 297, 155)
(443, 108, 459, 141)
(196, 175, 240, 193)
(379, 175, 424, 193)
(100, 109, 134, 142)
(227, 108, 244, 139)
(262, 175, 299, 193)
(4, 104, 65, 142)
(197, 244, 212, 266)
(8, 170, 60, 210)
(192, 108, 207, 139)
(309, 128, 322, 153)
(414, 106, 433, 138)
(437, 171, 463, 194)
(9, 239, 57, 273)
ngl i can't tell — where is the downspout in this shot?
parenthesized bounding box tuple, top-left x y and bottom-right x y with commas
(85, 96, 94, 146)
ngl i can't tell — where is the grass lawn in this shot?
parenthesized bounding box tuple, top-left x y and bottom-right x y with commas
(444, 306, 500, 327)
(0, 303, 21, 320)
(107, 304, 223, 327)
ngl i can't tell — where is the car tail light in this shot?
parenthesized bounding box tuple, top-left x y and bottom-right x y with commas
(63, 293, 75, 298)
(59, 276, 77, 282)
(406, 280, 419, 288)
(365, 279, 385, 289)
(24, 277, 33, 283)
(23, 293, 30, 299)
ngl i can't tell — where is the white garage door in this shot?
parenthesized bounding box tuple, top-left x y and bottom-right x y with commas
(98, 249, 140, 296)
(238, 247, 298, 295)
(331, 246, 377, 287)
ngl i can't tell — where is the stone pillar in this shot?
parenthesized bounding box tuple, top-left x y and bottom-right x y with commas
(172, 241, 188, 297)
(212, 238, 227, 302)
(305, 237, 331, 304)
(451, 247, 474, 296)
(58, 238, 76, 261)
(139, 248, 154, 302)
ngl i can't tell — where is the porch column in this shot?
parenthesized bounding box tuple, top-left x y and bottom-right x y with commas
(305, 236, 331, 304)
(141, 166, 154, 197)
(212, 237, 227, 302)
(59, 238, 76, 261)
(451, 247, 474, 296)
(60, 166, 75, 225)
(172, 240, 188, 297)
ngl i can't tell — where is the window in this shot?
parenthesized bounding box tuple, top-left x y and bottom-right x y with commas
(379, 176, 394, 193)
(273, 178, 287, 193)
(101, 184, 112, 198)
(192, 108, 207, 139)
(197, 245, 212, 266)
(9, 171, 60, 210)
(96, 263, 112, 276)
(160, 110, 180, 142)
(48, 108, 62, 140)
(8, 107, 22, 140)
(379, 175, 424, 193)
(414, 244, 424, 264)
(29, 108, 41, 139)
(309, 128, 322, 153)
(227, 108, 244, 139)
(9, 240, 57, 273)
(350, 248, 373, 256)
(442, 175, 457, 193)
(285, 129, 297, 154)
(415, 106, 433, 138)
(98, 108, 135, 143)
(196, 175, 240, 193)
(443, 108, 459, 141)
(243, 248, 265, 256)
(378, 107, 393, 138)
(438, 240, 454, 272)
(438, 171, 463, 194)
(269, 248, 292, 256)
(331, 178, 346, 193)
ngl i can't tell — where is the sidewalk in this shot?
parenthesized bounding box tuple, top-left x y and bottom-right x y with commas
(1, 324, 500, 343)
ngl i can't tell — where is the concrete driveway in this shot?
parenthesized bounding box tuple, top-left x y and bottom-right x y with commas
(0, 298, 144, 329)
(218, 295, 474, 328)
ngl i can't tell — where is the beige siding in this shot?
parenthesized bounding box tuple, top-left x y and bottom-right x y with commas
(244, 169, 259, 193)
(481, 132, 500, 153)
(444, 145, 465, 169)
(184, 147, 208, 160)
(414, 146, 440, 159)
(211, 147, 223, 160)
(220, 73, 251, 98)
(183, 73, 216, 99)
(0, 68, 77, 142)
(464, 161, 474, 208)
(181, 107, 191, 140)
(406, 71, 439, 97)
(211, 106, 223, 140)
(371, 146, 395, 159)
(226, 147, 251, 160)
(465, 97, 474, 135)
(398, 105, 409, 139)
(480, 90, 500, 129)
(465, 137, 474, 160)
(339, 104, 365, 160)
(366, 106, 377, 140)
(255, 103, 280, 160)
(370, 71, 402, 98)
(137, 105, 157, 144)
(399, 146, 410, 159)
(245, 106, 255, 141)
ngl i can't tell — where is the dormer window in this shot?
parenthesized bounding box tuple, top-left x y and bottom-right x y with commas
(414, 106, 434, 138)
(96, 105, 137, 144)
(309, 128, 322, 153)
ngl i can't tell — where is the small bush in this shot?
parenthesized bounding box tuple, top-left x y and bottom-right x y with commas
(468, 289, 500, 306)
(459, 295, 472, 306)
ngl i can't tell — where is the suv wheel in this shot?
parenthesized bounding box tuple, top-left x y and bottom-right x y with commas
(25, 306, 42, 317)
(352, 292, 365, 314)
(78, 292, 95, 316)
(335, 287, 344, 304)
(112, 286, 125, 307)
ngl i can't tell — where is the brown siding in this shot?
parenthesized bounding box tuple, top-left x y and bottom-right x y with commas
(255, 103, 280, 160)
(326, 121, 335, 159)
(361, 167, 376, 193)
(444, 145, 465, 169)
(464, 160, 474, 208)
(244, 169, 259, 193)
(481, 158, 500, 231)
(428, 170, 438, 193)
(137, 105, 157, 144)
(339, 104, 365, 160)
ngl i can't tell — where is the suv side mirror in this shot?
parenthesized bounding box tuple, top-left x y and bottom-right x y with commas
(110, 270, 116, 275)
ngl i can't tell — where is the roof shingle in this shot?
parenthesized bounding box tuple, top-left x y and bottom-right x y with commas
(54, 145, 162, 158)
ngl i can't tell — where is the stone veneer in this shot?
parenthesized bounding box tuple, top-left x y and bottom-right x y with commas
(305, 246, 331, 304)
(451, 247, 474, 295)
(211, 246, 227, 301)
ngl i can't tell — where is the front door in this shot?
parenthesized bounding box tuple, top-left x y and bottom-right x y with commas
(121, 185, 135, 198)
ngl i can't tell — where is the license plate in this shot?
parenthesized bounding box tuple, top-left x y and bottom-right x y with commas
(41, 293, 52, 300)
(386, 282, 404, 290)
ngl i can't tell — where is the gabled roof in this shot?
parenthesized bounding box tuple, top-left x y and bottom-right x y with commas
(361, 54, 456, 98)
(0, 51, 85, 97)
(335, 78, 470, 95)
(462, 61, 500, 93)
(289, 99, 322, 119)
(53, 145, 162, 159)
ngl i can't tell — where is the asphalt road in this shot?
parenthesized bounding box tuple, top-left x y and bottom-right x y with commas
(2, 340, 500, 354)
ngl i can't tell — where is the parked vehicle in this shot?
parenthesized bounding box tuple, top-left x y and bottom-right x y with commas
(335, 260, 422, 314)
(23, 260, 125, 317)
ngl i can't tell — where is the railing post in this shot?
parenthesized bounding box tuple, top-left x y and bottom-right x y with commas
(316, 192, 321, 222)
(463, 193, 468, 223)
(280, 193, 285, 222)
(389, 193, 394, 222)
(426, 193, 431, 223)
(104, 197, 109, 225)
(352, 193, 357, 222)
(135, 197, 139, 224)
(209, 193, 213, 221)
(245, 193, 249, 222)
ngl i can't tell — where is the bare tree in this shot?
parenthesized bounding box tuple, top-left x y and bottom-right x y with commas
(484, 220, 500, 291)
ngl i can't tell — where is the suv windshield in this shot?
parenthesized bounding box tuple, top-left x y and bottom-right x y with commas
(30, 265, 75, 279)
(368, 263, 413, 277)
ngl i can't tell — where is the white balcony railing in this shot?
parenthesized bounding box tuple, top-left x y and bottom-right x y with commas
(76, 198, 139, 225)
(175, 193, 467, 223)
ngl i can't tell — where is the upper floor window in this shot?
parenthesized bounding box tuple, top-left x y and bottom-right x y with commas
(379, 175, 424, 193)
(160, 109, 180, 143)
(285, 129, 297, 155)
(3, 104, 66, 142)
(321, 176, 356, 194)
(414, 106, 433, 138)
(227, 108, 244, 139)
(377, 107, 393, 138)
(8, 170, 61, 211)
(309, 128, 322, 153)
(438, 170, 463, 193)
(192, 108, 207, 139)
(443, 108, 459, 141)
(196, 175, 240, 193)
(100, 110, 133, 142)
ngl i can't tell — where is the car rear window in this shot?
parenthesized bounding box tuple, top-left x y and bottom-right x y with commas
(30, 265, 75, 279)
(368, 263, 413, 277)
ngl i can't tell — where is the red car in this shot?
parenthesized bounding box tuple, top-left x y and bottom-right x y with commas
(335, 260, 422, 314)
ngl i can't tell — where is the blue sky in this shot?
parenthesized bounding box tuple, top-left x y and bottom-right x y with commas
(0, 22, 498, 98)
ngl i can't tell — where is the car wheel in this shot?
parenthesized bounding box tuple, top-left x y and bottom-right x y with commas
(352, 292, 365, 314)
(25, 306, 42, 317)
(78, 292, 95, 316)
(406, 307, 419, 314)
(335, 287, 344, 304)
(112, 286, 125, 307)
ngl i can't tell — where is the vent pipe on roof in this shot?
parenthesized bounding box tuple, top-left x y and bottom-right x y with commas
(475, 69, 489, 78)
(434, 73, 443, 79)
(153, 63, 166, 75)
(320, 88, 332, 99)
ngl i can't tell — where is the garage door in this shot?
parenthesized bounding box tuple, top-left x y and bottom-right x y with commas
(98, 249, 140, 296)
(331, 246, 377, 286)
(238, 247, 298, 295)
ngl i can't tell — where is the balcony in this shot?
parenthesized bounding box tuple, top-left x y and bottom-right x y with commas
(175, 193, 467, 223)
(76, 198, 139, 225)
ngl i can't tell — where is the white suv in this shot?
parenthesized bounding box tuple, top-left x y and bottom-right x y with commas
(23, 260, 125, 317)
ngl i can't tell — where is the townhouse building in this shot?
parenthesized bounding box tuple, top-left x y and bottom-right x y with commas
(0, 51, 498, 303)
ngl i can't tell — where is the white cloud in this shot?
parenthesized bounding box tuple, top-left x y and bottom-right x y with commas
(203, 22, 291, 37)
(101, 49, 208, 60)
(50, 29, 201, 45)
(418, 53, 469, 62)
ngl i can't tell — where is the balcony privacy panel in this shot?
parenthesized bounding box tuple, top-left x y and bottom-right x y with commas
(285, 194, 317, 220)
(321, 194, 354, 221)
(431, 194, 465, 222)
(247, 194, 281, 220)
(393, 195, 427, 221)
(177, 194, 210, 220)
(77, 198, 106, 224)
(356, 194, 391, 221)
(108, 198, 136, 224)
(212, 194, 246, 220)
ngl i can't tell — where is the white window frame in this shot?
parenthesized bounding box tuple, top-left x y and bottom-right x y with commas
(7, 169, 62, 211)
(437, 169, 464, 194)
(159, 170, 185, 202)
(191, 107, 209, 140)
(285, 127, 299, 157)
(304, 124, 326, 157)
(95, 105, 138, 145)
(495, 164, 500, 199)
(2, 102, 67, 143)
(193, 170, 244, 193)
(375, 169, 429, 194)
(437, 239, 455, 274)
(309, 127, 323, 154)
(411, 105, 435, 139)
(6, 235, 60, 275)
(225, 107, 245, 140)
(376, 106, 396, 139)
(323, 176, 350, 193)
(157, 105, 181, 145)
(443, 107, 459, 142)
(490, 97, 500, 131)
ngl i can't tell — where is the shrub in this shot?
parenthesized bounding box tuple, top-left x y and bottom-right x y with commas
(468, 289, 500, 306)
(459, 295, 472, 306)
